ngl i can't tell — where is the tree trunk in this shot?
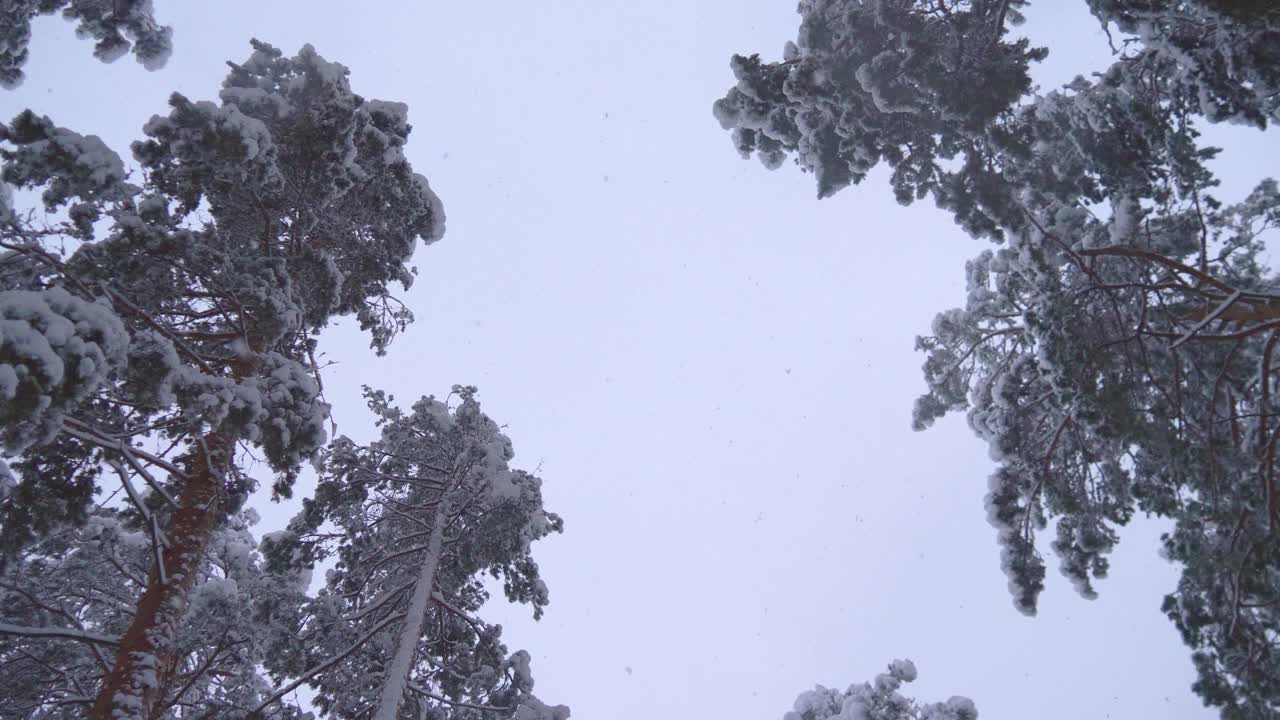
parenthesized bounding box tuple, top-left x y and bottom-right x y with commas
(373, 495, 452, 720)
(89, 432, 230, 720)
(91, 355, 258, 720)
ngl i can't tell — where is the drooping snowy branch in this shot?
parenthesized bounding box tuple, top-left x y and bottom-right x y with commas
(0, 0, 173, 90)
(0, 622, 118, 646)
(0, 288, 128, 452)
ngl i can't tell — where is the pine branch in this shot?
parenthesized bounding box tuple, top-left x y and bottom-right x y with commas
(247, 612, 406, 719)
(406, 682, 511, 713)
(0, 623, 118, 647)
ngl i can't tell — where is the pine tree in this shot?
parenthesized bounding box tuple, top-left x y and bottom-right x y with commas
(1, 39, 444, 718)
(257, 386, 566, 720)
(715, 2, 1280, 715)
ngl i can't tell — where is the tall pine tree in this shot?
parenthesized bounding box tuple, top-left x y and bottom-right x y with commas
(259, 387, 566, 720)
(1, 39, 444, 718)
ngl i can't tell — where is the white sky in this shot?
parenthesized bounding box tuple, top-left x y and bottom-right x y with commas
(6, 2, 1279, 718)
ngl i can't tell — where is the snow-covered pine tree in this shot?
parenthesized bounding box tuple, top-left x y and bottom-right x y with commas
(715, 2, 1280, 715)
(784, 660, 976, 720)
(0, 0, 173, 89)
(1, 39, 444, 719)
(257, 387, 567, 720)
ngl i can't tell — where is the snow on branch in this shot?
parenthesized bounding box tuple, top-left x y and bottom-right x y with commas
(0, 622, 118, 647)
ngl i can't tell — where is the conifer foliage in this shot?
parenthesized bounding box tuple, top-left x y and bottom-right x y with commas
(0, 0, 174, 89)
(260, 387, 566, 720)
(782, 660, 976, 720)
(1, 508, 312, 718)
(716, 2, 1280, 716)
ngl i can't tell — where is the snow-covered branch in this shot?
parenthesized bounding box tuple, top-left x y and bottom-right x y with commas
(0, 622, 117, 647)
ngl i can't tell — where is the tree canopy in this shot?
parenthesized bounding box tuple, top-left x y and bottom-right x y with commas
(782, 660, 976, 720)
(716, 1, 1280, 716)
(260, 387, 565, 720)
(5, 1, 1280, 718)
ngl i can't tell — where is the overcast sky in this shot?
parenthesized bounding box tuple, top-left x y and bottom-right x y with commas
(7, 2, 1280, 718)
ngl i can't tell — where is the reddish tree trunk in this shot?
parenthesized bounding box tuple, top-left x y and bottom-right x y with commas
(89, 431, 230, 720)
(91, 354, 258, 720)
